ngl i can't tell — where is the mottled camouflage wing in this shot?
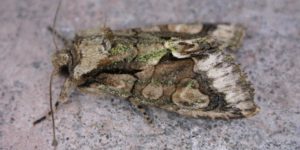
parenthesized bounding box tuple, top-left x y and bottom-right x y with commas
(78, 23, 259, 120)
(113, 23, 245, 52)
(130, 37, 258, 119)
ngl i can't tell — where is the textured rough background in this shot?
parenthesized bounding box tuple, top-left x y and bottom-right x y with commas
(1, 0, 300, 149)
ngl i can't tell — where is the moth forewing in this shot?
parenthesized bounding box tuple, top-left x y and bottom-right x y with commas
(34, 6, 259, 145)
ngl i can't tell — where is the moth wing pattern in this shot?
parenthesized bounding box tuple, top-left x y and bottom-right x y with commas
(112, 23, 245, 52)
(75, 23, 259, 120)
(31, 16, 261, 147)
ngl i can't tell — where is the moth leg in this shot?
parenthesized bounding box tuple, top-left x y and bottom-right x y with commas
(58, 77, 75, 104)
(33, 101, 59, 125)
(47, 26, 71, 46)
(129, 98, 153, 124)
(33, 77, 74, 125)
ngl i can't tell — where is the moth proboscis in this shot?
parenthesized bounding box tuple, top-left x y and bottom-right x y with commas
(33, 0, 260, 146)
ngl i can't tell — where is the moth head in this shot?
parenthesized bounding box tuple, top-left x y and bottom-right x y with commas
(70, 34, 114, 80)
(52, 50, 71, 76)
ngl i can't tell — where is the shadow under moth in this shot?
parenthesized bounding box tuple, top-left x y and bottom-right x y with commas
(33, 2, 260, 147)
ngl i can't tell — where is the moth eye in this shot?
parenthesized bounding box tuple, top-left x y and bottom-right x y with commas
(52, 50, 70, 73)
(58, 65, 69, 77)
(172, 78, 210, 109)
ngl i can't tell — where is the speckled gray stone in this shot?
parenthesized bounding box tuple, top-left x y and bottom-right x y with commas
(0, 0, 299, 149)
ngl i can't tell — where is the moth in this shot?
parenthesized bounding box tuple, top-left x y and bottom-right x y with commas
(34, 1, 260, 146)
(68, 23, 261, 119)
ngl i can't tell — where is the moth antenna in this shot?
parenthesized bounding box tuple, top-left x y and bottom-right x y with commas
(103, 15, 108, 29)
(50, 0, 63, 147)
(101, 16, 114, 42)
(50, 71, 58, 146)
(33, 0, 62, 146)
(52, 0, 63, 52)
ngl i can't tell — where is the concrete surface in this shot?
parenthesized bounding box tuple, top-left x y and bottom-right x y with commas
(1, 0, 300, 149)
